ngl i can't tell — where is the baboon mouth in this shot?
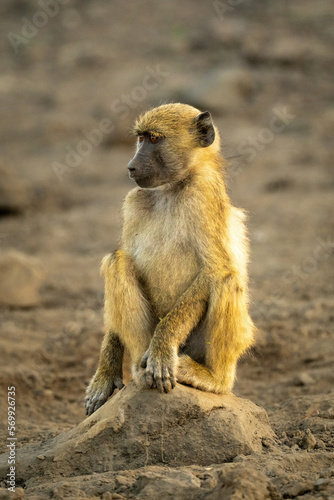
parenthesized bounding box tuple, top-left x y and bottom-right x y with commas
(132, 176, 156, 188)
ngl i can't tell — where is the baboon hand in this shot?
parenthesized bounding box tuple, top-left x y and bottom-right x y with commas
(140, 347, 177, 394)
(85, 375, 124, 416)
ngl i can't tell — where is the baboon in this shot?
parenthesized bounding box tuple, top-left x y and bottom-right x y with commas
(85, 103, 255, 416)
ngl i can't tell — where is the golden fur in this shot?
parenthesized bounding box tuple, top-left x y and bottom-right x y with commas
(85, 103, 255, 415)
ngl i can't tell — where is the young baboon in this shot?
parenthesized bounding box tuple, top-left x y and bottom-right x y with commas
(85, 103, 255, 416)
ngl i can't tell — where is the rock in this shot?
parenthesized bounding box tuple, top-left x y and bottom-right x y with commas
(0, 251, 45, 307)
(287, 480, 313, 497)
(0, 383, 274, 482)
(0, 166, 30, 215)
(292, 372, 315, 387)
(314, 478, 329, 491)
(134, 469, 201, 499)
(301, 429, 317, 450)
(101, 493, 113, 500)
(207, 465, 280, 500)
(16, 463, 282, 500)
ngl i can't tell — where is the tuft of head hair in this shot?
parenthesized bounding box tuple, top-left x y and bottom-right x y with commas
(133, 103, 219, 146)
(133, 103, 200, 137)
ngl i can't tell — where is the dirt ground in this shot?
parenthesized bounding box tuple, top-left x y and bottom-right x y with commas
(0, 0, 333, 498)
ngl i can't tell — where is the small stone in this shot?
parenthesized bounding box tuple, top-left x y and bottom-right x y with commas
(37, 455, 45, 460)
(262, 437, 275, 450)
(0, 166, 30, 215)
(301, 429, 316, 450)
(64, 321, 82, 335)
(217, 465, 280, 500)
(314, 478, 328, 490)
(43, 390, 54, 398)
(293, 372, 314, 386)
(0, 251, 45, 307)
(289, 481, 313, 497)
(101, 493, 113, 500)
(115, 475, 134, 488)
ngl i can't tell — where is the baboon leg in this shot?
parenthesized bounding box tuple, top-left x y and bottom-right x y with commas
(177, 355, 224, 393)
(85, 332, 124, 416)
(205, 275, 254, 392)
(85, 250, 155, 415)
(178, 275, 255, 394)
(177, 351, 239, 394)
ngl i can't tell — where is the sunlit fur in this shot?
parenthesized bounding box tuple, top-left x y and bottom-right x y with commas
(85, 103, 255, 414)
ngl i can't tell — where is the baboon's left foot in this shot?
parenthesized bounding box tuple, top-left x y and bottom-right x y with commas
(85, 376, 124, 416)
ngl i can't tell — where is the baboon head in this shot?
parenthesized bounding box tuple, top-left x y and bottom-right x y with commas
(127, 103, 216, 189)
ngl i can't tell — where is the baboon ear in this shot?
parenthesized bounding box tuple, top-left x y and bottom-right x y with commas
(193, 111, 215, 147)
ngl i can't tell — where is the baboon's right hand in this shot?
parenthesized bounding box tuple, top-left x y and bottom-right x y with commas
(140, 346, 177, 394)
(85, 376, 124, 416)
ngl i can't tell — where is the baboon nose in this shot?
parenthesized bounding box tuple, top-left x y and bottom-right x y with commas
(127, 160, 137, 176)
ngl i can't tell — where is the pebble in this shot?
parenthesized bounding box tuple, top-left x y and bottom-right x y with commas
(301, 429, 317, 450)
(314, 478, 329, 490)
(289, 481, 313, 497)
(293, 372, 315, 386)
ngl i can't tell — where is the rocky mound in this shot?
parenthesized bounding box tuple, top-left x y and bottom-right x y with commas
(0, 383, 274, 484)
(22, 463, 281, 500)
(0, 251, 45, 307)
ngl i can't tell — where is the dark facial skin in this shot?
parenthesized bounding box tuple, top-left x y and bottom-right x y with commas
(127, 133, 171, 189)
(127, 112, 215, 189)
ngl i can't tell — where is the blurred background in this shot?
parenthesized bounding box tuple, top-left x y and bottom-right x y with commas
(0, 0, 333, 449)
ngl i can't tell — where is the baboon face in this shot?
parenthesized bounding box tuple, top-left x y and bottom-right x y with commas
(127, 104, 215, 189)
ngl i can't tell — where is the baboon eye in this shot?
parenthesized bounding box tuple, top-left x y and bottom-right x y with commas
(149, 134, 160, 144)
(138, 135, 144, 143)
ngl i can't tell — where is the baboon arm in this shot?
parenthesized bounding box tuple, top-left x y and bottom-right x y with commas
(140, 269, 211, 393)
(151, 269, 211, 351)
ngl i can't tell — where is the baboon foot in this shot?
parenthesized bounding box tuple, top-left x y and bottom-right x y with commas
(85, 375, 124, 416)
